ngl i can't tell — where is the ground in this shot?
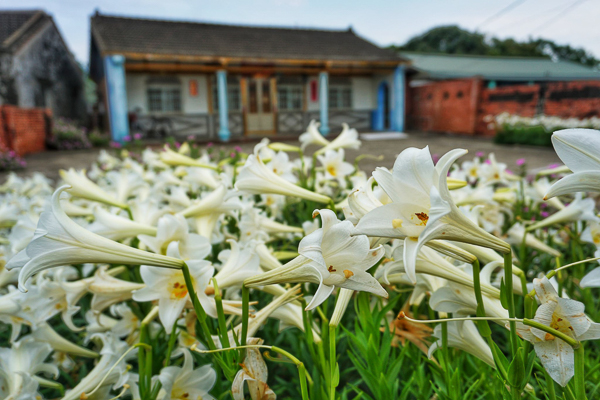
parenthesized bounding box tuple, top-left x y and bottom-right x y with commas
(2, 131, 561, 183)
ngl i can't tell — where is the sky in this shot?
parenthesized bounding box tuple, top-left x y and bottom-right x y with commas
(4, 0, 600, 65)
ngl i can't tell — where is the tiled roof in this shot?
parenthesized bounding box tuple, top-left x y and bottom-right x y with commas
(91, 14, 403, 63)
(403, 52, 600, 81)
(0, 10, 41, 47)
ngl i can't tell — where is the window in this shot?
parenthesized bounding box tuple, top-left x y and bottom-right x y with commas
(147, 86, 182, 113)
(456, 91, 464, 98)
(278, 85, 303, 111)
(212, 79, 241, 112)
(329, 85, 352, 109)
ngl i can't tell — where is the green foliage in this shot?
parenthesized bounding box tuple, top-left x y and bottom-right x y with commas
(494, 124, 553, 147)
(391, 25, 600, 68)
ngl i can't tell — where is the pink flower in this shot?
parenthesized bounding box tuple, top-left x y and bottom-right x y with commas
(230, 152, 236, 158)
(133, 133, 142, 140)
(234, 146, 242, 152)
(516, 158, 526, 166)
(110, 141, 122, 148)
(431, 153, 440, 164)
(175, 142, 181, 148)
(124, 135, 131, 142)
(207, 142, 214, 148)
(476, 151, 485, 157)
(541, 211, 549, 217)
(187, 135, 195, 141)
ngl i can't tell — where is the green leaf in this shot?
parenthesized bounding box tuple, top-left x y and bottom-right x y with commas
(507, 348, 525, 388)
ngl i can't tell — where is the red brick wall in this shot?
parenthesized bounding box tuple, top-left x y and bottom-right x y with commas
(407, 78, 482, 135)
(0, 105, 50, 156)
(476, 85, 539, 136)
(544, 81, 600, 119)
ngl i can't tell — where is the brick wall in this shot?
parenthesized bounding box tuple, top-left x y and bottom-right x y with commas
(0, 105, 50, 156)
(544, 81, 600, 119)
(407, 78, 481, 135)
(476, 85, 540, 136)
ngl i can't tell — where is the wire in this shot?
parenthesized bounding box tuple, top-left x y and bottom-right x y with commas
(476, 0, 529, 30)
(490, 1, 571, 32)
(529, 0, 590, 34)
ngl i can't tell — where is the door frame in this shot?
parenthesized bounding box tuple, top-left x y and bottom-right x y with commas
(242, 75, 277, 136)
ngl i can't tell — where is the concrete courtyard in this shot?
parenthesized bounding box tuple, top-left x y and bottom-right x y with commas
(1, 131, 561, 183)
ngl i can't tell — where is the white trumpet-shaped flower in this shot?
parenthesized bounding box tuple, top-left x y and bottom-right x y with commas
(157, 348, 216, 400)
(299, 120, 330, 150)
(133, 242, 215, 332)
(516, 277, 600, 386)
(545, 129, 600, 199)
(317, 149, 354, 185)
(59, 168, 127, 208)
(428, 320, 495, 368)
(527, 193, 598, 231)
(235, 144, 331, 204)
(353, 147, 509, 283)
(245, 209, 386, 310)
(316, 123, 361, 154)
(6, 186, 184, 291)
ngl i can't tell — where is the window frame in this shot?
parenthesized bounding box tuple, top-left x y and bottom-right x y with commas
(211, 79, 242, 113)
(146, 83, 183, 114)
(328, 84, 353, 110)
(277, 84, 304, 111)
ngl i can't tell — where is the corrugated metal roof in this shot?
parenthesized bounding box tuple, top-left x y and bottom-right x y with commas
(402, 52, 600, 81)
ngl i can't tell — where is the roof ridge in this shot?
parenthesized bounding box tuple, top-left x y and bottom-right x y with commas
(92, 13, 353, 34)
(400, 51, 551, 60)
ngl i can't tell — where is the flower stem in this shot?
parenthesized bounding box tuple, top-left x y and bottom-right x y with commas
(504, 252, 519, 356)
(241, 284, 250, 350)
(574, 343, 586, 400)
(181, 263, 216, 351)
(329, 324, 337, 400)
(213, 278, 231, 349)
(472, 259, 492, 338)
(441, 319, 452, 395)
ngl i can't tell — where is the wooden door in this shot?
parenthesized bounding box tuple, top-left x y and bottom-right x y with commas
(246, 78, 275, 134)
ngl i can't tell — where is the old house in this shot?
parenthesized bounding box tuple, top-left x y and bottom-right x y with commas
(89, 12, 408, 142)
(0, 10, 86, 121)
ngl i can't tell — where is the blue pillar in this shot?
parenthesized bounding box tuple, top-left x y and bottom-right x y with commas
(104, 55, 129, 143)
(216, 70, 231, 142)
(373, 82, 386, 131)
(391, 65, 406, 132)
(319, 71, 330, 136)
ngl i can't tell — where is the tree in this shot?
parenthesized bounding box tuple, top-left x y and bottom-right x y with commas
(390, 25, 599, 68)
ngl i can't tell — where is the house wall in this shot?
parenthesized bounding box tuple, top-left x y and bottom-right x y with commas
(0, 105, 50, 155)
(8, 21, 86, 122)
(125, 73, 210, 114)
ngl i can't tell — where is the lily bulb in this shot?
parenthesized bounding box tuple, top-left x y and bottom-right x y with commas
(245, 209, 386, 310)
(6, 186, 185, 292)
(299, 120, 330, 150)
(59, 168, 127, 209)
(235, 143, 331, 204)
(353, 146, 509, 283)
(545, 129, 600, 199)
(428, 320, 495, 368)
(515, 277, 600, 386)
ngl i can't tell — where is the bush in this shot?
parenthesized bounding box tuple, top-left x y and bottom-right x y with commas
(47, 118, 92, 150)
(88, 130, 111, 147)
(494, 123, 554, 146)
(0, 149, 26, 171)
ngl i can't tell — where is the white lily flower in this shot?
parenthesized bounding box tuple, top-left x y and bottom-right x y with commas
(353, 147, 509, 283)
(245, 209, 386, 310)
(59, 168, 127, 208)
(62, 333, 131, 400)
(89, 266, 145, 313)
(105, 169, 146, 204)
(212, 240, 260, 289)
(380, 244, 500, 298)
(6, 186, 184, 291)
(160, 145, 217, 170)
(317, 123, 361, 154)
(133, 241, 215, 332)
(0, 336, 57, 399)
(299, 120, 330, 150)
(232, 338, 276, 400)
(515, 277, 600, 386)
(266, 150, 298, 183)
(89, 206, 157, 241)
(317, 149, 354, 186)
(545, 129, 600, 199)
(527, 193, 599, 231)
(429, 320, 495, 368)
(235, 144, 331, 204)
(156, 348, 216, 400)
(505, 223, 561, 257)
